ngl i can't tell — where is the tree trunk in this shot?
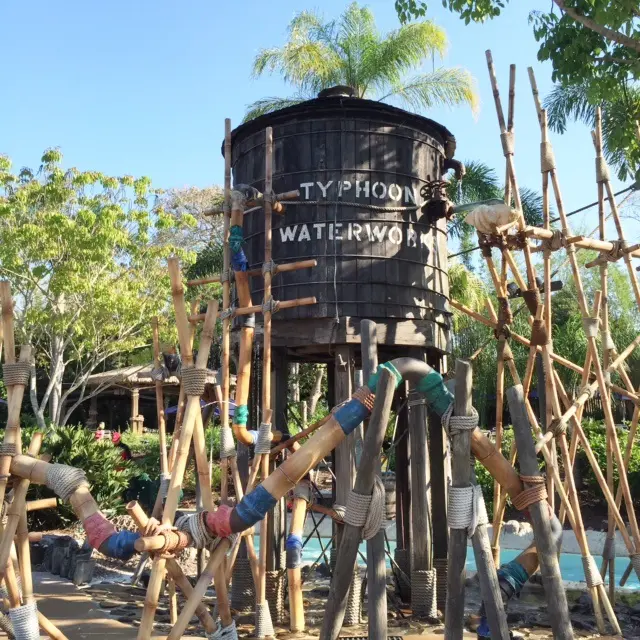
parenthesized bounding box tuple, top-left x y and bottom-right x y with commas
(29, 360, 46, 430)
(308, 365, 324, 415)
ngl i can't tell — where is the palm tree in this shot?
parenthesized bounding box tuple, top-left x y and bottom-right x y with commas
(545, 82, 640, 181)
(245, 3, 477, 121)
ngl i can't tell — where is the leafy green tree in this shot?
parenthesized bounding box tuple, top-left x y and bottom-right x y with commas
(245, 2, 477, 121)
(0, 149, 195, 427)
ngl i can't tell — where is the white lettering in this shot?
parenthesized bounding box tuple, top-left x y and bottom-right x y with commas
(389, 226, 402, 244)
(404, 186, 417, 205)
(316, 180, 333, 198)
(364, 224, 372, 241)
(351, 223, 362, 241)
(372, 182, 387, 199)
(406, 227, 417, 247)
(329, 223, 333, 240)
(280, 226, 298, 242)
(334, 222, 343, 239)
(371, 224, 387, 242)
(298, 224, 311, 241)
(419, 231, 430, 247)
(356, 181, 370, 198)
(388, 183, 402, 201)
(300, 182, 314, 199)
(338, 180, 352, 197)
(313, 223, 326, 239)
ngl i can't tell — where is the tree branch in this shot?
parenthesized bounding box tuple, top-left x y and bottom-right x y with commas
(553, 0, 640, 54)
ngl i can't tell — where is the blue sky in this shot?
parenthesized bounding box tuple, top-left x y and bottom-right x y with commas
(2, 0, 637, 243)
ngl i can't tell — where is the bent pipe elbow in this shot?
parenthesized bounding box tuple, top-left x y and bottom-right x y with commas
(224, 358, 453, 534)
(232, 423, 259, 446)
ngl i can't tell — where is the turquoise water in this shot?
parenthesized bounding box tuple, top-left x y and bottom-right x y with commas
(288, 538, 640, 589)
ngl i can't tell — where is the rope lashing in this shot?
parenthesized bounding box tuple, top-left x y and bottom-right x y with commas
(158, 473, 171, 500)
(578, 384, 595, 401)
(596, 156, 610, 183)
(254, 601, 275, 639)
(441, 403, 479, 436)
(220, 269, 233, 284)
(512, 474, 548, 511)
(207, 620, 238, 640)
(601, 535, 616, 561)
(540, 141, 556, 173)
(254, 422, 273, 455)
(582, 316, 599, 339)
(352, 385, 375, 411)
(530, 318, 549, 346)
(0, 443, 17, 457)
(495, 296, 513, 338)
(181, 366, 208, 396)
(261, 260, 277, 275)
(581, 555, 604, 588)
(2, 362, 31, 387)
(605, 239, 627, 262)
(175, 511, 229, 550)
(447, 484, 489, 538)
(541, 229, 566, 255)
(8, 602, 39, 640)
(502, 342, 515, 362)
(630, 553, 640, 579)
(521, 288, 541, 315)
(411, 568, 438, 619)
(284, 200, 419, 213)
(220, 426, 236, 459)
(500, 131, 515, 156)
(293, 478, 312, 502)
(261, 298, 280, 315)
(46, 464, 90, 501)
(479, 234, 493, 258)
(220, 307, 236, 321)
(335, 475, 386, 540)
(601, 330, 616, 351)
(546, 417, 567, 438)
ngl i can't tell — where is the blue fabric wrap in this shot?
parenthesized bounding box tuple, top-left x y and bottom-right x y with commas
(333, 399, 370, 435)
(247, 430, 258, 444)
(233, 404, 249, 426)
(498, 559, 529, 596)
(101, 531, 140, 561)
(235, 485, 277, 528)
(416, 370, 454, 417)
(366, 362, 403, 391)
(286, 534, 303, 569)
(231, 248, 248, 272)
(477, 616, 491, 638)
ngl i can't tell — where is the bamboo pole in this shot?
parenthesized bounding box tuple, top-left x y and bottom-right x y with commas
(361, 320, 386, 639)
(287, 495, 307, 632)
(506, 385, 574, 640)
(152, 318, 169, 476)
(188, 297, 316, 323)
(319, 368, 395, 640)
(137, 289, 218, 640)
(186, 259, 317, 287)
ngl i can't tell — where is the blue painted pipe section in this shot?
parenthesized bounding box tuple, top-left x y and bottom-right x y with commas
(247, 430, 258, 444)
(416, 370, 454, 417)
(235, 485, 277, 528)
(286, 533, 303, 569)
(333, 399, 370, 436)
(498, 559, 529, 597)
(100, 530, 140, 561)
(366, 362, 403, 391)
(232, 248, 248, 271)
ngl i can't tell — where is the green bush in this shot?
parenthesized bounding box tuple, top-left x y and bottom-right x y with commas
(122, 431, 169, 481)
(27, 425, 136, 527)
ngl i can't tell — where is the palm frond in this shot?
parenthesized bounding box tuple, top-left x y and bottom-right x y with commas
(449, 262, 487, 311)
(242, 96, 310, 123)
(519, 187, 545, 227)
(545, 83, 595, 135)
(383, 68, 479, 114)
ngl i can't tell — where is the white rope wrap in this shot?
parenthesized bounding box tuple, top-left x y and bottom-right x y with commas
(601, 331, 616, 351)
(46, 463, 89, 501)
(581, 555, 604, 588)
(254, 422, 272, 455)
(220, 269, 233, 284)
(411, 568, 438, 619)
(447, 484, 488, 538)
(8, 603, 39, 640)
(220, 307, 235, 321)
(442, 403, 479, 436)
(254, 601, 274, 639)
(220, 426, 236, 459)
(159, 474, 171, 500)
(342, 475, 386, 540)
(262, 260, 277, 275)
(631, 553, 640, 580)
(596, 156, 610, 183)
(293, 478, 311, 502)
(582, 316, 599, 339)
(175, 513, 238, 551)
(0, 577, 21, 600)
(207, 620, 238, 640)
(500, 131, 514, 155)
(540, 141, 556, 172)
(261, 298, 280, 315)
